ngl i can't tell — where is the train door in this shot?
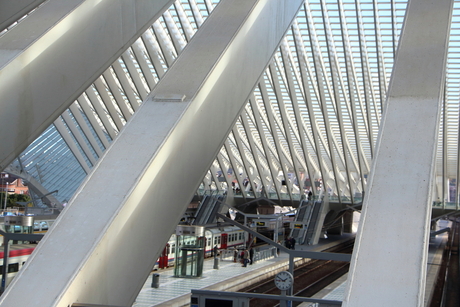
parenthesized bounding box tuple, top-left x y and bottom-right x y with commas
(221, 233, 228, 249)
(159, 243, 169, 269)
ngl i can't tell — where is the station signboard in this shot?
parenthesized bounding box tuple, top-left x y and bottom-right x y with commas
(291, 222, 305, 229)
(254, 219, 270, 227)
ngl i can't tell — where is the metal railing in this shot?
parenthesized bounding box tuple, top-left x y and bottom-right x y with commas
(219, 246, 277, 263)
(252, 246, 277, 263)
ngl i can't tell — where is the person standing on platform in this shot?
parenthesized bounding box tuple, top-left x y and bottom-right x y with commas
(242, 249, 249, 267)
(284, 237, 291, 249)
(213, 245, 218, 258)
(290, 237, 296, 250)
(233, 247, 238, 262)
(249, 247, 254, 265)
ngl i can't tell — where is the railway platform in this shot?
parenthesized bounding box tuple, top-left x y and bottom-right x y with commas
(133, 224, 448, 307)
(133, 235, 352, 307)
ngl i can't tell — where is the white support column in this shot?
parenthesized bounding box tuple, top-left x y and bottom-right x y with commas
(0, 0, 174, 170)
(343, 0, 453, 306)
(0, 1, 305, 306)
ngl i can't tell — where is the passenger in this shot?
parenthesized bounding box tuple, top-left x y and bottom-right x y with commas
(249, 247, 254, 265)
(290, 237, 296, 250)
(213, 245, 218, 258)
(284, 237, 291, 249)
(242, 249, 249, 267)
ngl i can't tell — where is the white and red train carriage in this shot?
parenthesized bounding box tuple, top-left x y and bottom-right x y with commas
(0, 244, 36, 287)
(156, 225, 247, 269)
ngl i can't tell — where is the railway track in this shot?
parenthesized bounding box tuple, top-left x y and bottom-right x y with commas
(237, 239, 354, 307)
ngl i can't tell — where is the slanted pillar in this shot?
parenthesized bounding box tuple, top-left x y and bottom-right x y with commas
(0, 0, 304, 306)
(343, 0, 453, 306)
(0, 0, 46, 31)
(0, 0, 174, 170)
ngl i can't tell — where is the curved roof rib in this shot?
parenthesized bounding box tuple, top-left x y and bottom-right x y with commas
(2, 0, 460, 208)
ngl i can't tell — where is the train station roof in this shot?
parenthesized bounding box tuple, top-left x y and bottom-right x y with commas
(2, 0, 459, 207)
(0, 1, 455, 306)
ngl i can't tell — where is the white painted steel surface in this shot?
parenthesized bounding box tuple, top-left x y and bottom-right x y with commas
(0, 0, 304, 306)
(0, 0, 45, 31)
(4, 0, 460, 209)
(0, 0, 174, 170)
(343, 0, 453, 306)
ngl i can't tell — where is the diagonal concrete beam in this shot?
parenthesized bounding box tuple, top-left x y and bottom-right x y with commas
(0, 0, 174, 171)
(0, 0, 46, 31)
(0, 0, 304, 306)
(343, 0, 453, 306)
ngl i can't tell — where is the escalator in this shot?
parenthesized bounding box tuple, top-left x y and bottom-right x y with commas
(193, 193, 226, 225)
(290, 198, 323, 245)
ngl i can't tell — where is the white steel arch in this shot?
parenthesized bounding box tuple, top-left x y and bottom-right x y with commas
(4, 0, 460, 209)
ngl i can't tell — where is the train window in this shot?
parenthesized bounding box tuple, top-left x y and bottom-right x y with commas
(217, 237, 221, 244)
(171, 244, 175, 254)
(33, 222, 40, 231)
(8, 263, 19, 273)
(214, 237, 217, 245)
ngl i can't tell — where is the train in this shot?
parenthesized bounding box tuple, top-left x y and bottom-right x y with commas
(0, 225, 248, 287)
(0, 217, 54, 235)
(0, 215, 294, 286)
(156, 225, 248, 269)
(0, 218, 55, 287)
(155, 215, 295, 269)
(0, 244, 36, 287)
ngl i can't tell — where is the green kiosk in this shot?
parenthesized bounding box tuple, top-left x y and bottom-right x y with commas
(174, 225, 205, 278)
